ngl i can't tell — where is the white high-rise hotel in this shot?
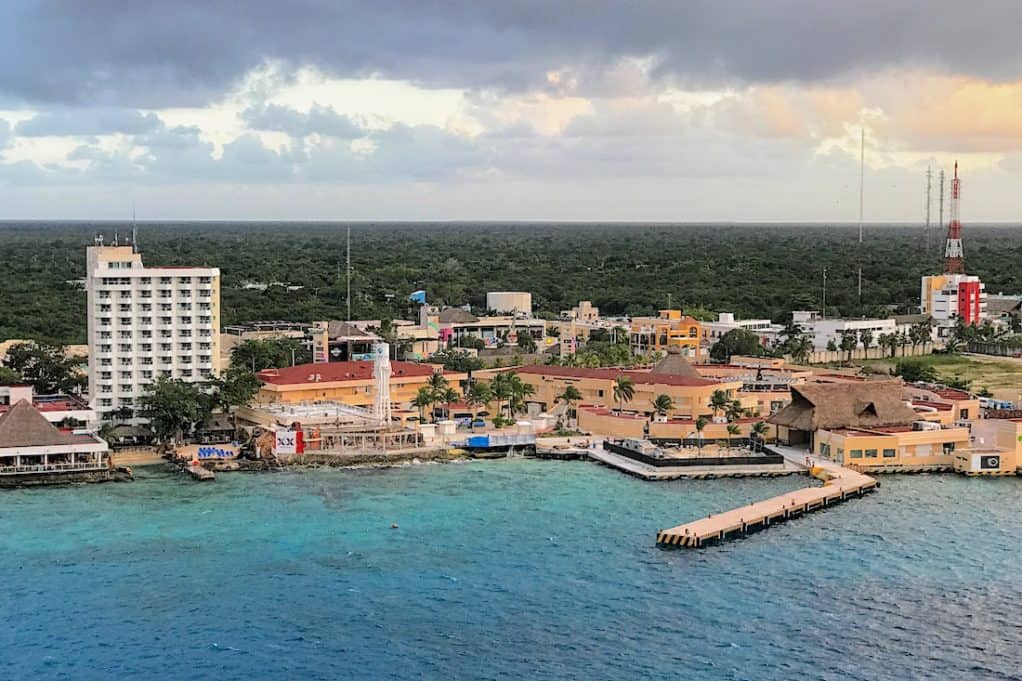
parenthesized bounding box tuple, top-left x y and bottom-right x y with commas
(85, 243, 221, 422)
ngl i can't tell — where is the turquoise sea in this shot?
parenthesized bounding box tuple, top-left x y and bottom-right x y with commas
(2, 460, 1021, 680)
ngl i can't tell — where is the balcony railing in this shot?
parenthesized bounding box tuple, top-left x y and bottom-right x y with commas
(0, 461, 107, 476)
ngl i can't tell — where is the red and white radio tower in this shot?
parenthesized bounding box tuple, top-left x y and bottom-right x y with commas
(944, 161, 964, 274)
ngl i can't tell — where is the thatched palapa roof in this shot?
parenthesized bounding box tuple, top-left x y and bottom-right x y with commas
(650, 346, 701, 379)
(0, 400, 76, 448)
(768, 381, 917, 432)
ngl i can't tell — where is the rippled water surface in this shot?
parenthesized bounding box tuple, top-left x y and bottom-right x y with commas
(2, 460, 1021, 680)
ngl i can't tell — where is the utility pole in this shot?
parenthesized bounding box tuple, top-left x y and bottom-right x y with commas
(822, 267, 827, 320)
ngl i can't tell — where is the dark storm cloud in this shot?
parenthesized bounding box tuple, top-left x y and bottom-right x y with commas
(2, 1, 1021, 106)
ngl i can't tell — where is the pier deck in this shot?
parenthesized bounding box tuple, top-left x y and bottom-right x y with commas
(656, 453, 877, 548)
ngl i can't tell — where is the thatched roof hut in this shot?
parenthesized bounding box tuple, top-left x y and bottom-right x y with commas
(0, 400, 75, 448)
(650, 346, 702, 379)
(769, 381, 916, 432)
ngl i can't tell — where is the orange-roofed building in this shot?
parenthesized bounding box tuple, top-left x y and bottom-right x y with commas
(255, 361, 466, 408)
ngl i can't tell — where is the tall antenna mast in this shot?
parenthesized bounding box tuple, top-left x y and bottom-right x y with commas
(938, 168, 946, 253)
(857, 127, 864, 302)
(924, 167, 932, 254)
(944, 161, 964, 274)
(858, 127, 864, 244)
(346, 224, 352, 321)
(131, 202, 138, 253)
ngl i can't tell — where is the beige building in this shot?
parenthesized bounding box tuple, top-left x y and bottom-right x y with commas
(85, 243, 221, 422)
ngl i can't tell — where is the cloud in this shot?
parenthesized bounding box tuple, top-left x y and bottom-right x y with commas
(14, 109, 164, 137)
(4, 2, 1022, 106)
(239, 103, 363, 138)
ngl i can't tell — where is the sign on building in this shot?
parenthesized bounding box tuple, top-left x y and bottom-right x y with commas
(274, 429, 304, 455)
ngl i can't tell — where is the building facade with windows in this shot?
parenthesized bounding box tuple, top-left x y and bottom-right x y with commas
(85, 244, 221, 423)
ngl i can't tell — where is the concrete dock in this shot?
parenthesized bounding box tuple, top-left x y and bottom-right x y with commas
(186, 464, 215, 481)
(590, 446, 801, 480)
(656, 452, 878, 548)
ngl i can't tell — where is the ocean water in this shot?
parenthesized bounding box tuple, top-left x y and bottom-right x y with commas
(1, 460, 1020, 681)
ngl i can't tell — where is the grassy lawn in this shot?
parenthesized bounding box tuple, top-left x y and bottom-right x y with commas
(855, 353, 1022, 402)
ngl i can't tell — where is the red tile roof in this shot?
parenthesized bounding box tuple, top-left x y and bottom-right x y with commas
(0, 396, 91, 415)
(513, 365, 723, 387)
(257, 361, 436, 386)
(912, 401, 952, 411)
(932, 388, 972, 401)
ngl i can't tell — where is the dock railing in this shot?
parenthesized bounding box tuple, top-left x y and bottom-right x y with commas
(602, 440, 784, 468)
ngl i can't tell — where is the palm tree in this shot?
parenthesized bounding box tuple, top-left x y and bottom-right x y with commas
(439, 387, 460, 420)
(751, 421, 769, 452)
(709, 389, 730, 418)
(464, 381, 492, 429)
(612, 375, 635, 414)
(694, 415, 709, 456)
(490, 372, 513, 419)
(651, 393, 673, 418)
(559, 385, 582, 421)
(838, 330, 858, 365)
(411, 386, 434, 423)
(859, 328, 874, 355)
(726, 423, 741, 449)
(788, 335, 813, 364)
(427, 372, 448, 394)
(725, 399, 744, 423)
(509, 376, 535, 417)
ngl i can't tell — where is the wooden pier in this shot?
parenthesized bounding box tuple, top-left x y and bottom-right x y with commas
(656, 463, 878, 548)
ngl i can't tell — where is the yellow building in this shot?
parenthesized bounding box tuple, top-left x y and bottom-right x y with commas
(255, 361, 465, 408)
(769, 380, 1012, 474)
(629, 310, 702, 357)
(512, 363, 742, 421)
(813, 425, 972, 472)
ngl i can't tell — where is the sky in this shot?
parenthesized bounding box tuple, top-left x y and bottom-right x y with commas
(2, 1, 1022, 222)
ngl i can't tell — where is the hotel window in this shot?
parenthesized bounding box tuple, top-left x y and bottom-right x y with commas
(960, 408, 969, 420)
(119, 384, 133, 392)
(140, 277, 151, 285)
(99, 399, 112, 407)
(100, 331, 112, 340)
(160, 277, 171, 284)
(118, 344, 132, 352)
(180, 369, 192, 377)
(179, 277, 191, 283)
(100, 371, 112, 380)
(141, 370, 153, 379)
(864, 449, 878, 458)
(199, 277, 211, 284)
(883, 448, 896, 458)
(849, 449, 863, 459)
(100, 359, 112, 367)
